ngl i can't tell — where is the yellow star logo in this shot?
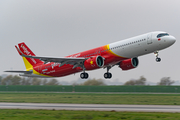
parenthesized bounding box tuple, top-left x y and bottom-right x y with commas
(90, 60, 93, 65)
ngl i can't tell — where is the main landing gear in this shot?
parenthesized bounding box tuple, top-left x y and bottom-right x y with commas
(104, 66, 112, 79)
(80, 72, 89, 79)
(104, 72, 112, 79)
(154, 51, 161, 62)
(80, 64, 89, 79)
(80, 64, 113, 79)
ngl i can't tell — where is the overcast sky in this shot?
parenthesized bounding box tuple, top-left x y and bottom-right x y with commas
(0, 0, 179, 84)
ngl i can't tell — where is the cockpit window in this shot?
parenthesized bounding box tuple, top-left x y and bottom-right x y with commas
(157, 33, 169, 38)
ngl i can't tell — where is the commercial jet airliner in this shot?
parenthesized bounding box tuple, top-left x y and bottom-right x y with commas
(5, 31, 176, 79)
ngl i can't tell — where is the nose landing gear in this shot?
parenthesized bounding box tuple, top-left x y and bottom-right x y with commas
(156, 57, 161, 62)
(154, 51, 161, 62)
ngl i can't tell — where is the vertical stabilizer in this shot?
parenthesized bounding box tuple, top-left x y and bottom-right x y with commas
(17, 42, 43, 69)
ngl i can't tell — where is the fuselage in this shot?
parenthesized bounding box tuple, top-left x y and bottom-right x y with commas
(21, 31, 176, 78)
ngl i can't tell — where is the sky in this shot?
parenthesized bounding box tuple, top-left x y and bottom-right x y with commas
(0, 0, 180, 85)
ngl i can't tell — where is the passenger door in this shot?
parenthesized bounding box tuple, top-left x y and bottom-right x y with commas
(147, 33, 152, 44)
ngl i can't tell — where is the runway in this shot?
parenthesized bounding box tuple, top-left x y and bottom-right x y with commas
(0, 103, 180, 112)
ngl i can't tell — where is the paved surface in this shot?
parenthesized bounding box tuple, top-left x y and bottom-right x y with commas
(0, 103, 180, 112)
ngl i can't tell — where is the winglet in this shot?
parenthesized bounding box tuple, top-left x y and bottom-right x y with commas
(15, 45, 23, 55)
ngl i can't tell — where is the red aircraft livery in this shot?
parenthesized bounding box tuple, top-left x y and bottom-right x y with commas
(5, 31, 176, 79)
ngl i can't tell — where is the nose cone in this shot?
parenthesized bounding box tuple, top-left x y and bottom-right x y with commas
(169, 36, 176, 45)
(166, 36, 176, 46)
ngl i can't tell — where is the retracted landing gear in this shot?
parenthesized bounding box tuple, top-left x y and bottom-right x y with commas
(154, 51, 161, 62)
(104, 66, 112, 79)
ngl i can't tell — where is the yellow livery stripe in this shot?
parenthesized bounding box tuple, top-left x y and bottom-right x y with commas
(105, 44, 125, 58)
(22, 57, 52, 77)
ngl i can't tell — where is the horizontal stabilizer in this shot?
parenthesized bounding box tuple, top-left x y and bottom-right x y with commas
(4, 70, 33, 74)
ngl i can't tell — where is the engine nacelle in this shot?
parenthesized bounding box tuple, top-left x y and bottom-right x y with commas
(84, 56, 104, 70)
(119, 57, 139, 70)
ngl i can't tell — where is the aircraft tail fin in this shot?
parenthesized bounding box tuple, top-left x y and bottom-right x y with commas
(16, 42, 43, 69)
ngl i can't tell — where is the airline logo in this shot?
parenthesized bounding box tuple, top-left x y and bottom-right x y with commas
(21, 44, 30, 55)
(20, 44, 37, 64)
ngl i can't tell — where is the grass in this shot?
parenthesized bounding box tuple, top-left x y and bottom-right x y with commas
(0, 93, 179, 119)
(0, 93, 179, 105)
(0, 109, 179, 120)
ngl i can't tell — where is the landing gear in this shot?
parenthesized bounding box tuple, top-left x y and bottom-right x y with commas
(80, 63, 89, 79)
(156, 57, 161, 62)
(104, 72, 112, 79)
(154, 51, 161, 62)
(104, 66, 112, 79)
(80, 72, 89, 79)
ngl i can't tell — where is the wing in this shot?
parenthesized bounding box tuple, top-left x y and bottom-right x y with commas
(22, 55, 86, 68)
(4, 70, 33, 74)
(15, 45, 87, 68)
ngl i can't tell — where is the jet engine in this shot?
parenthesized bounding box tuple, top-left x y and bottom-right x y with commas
(119, 57, 139, 70)
(84, 56, 104, 70)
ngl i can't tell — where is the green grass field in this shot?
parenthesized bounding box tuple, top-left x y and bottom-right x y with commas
(0, 92, 179, 105)
(0, 109, 179, 120)
(0, 93, 180, 119)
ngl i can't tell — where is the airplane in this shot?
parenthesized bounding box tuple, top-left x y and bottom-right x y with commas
(5, 31, 176, 79)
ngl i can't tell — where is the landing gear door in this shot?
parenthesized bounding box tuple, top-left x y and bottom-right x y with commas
(147, 33, 152, 44)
